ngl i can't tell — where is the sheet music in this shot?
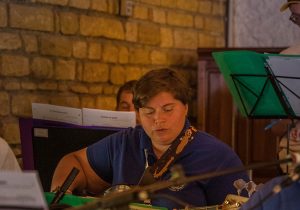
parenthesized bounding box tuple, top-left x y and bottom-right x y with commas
(0, 171, 48, 210)
(32, 103, 82, 125)
(266, 56, 300, 116)
(82, 108, 136, 128)
(32, 103, 136, 128)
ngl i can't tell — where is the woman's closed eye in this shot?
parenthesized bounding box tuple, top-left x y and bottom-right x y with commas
(141, 104, 175, 116)
(142, 108, 155, 115)
(162, 104, 174, 112)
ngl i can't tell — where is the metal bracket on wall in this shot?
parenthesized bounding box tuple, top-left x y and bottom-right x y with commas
(119, 0, 133, 17)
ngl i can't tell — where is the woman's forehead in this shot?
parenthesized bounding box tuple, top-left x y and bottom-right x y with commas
(144, 92, 179, 106)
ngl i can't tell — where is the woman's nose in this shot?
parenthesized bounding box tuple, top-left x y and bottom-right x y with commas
(153, 109, 162, 120)
(153, 109, 165, 124)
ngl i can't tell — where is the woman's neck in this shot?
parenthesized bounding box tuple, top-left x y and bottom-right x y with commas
(152, 143, 170, 159)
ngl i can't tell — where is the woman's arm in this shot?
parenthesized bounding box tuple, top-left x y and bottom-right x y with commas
(51, 148, 110, 194)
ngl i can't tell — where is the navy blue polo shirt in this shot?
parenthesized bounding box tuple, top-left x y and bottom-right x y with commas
(87, 120, 249, 209)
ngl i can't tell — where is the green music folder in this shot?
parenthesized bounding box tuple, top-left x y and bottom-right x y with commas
(212, 50, 300, 119)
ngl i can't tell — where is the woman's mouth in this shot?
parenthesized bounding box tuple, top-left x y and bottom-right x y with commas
(153, 128, 167, 133)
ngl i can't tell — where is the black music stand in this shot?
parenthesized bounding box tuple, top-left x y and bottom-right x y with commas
(213, 50, 300, 175)
(212, 50, 300, 119)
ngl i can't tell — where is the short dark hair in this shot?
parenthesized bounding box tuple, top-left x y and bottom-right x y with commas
(116, 80, 137, 109)
(133, 68, 191, 110)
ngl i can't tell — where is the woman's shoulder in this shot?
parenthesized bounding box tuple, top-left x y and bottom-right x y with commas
(194, 131, 230, 147)
(187, 131, 237, 160)
(98, 126, 143, 145)
(113, 125, 143, 137)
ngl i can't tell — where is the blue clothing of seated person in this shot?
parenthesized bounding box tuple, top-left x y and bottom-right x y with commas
(87, 120, 249, 209)
(51, 68, 248, 210)
(240, 175, 300, 210)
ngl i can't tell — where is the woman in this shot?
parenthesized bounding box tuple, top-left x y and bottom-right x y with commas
(51, 68, 248, 209)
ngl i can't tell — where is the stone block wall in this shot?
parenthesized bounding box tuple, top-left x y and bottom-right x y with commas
(0, 0, 226, 156)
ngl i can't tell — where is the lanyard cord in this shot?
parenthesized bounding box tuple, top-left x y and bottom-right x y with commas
(150, 126, 197, 179)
